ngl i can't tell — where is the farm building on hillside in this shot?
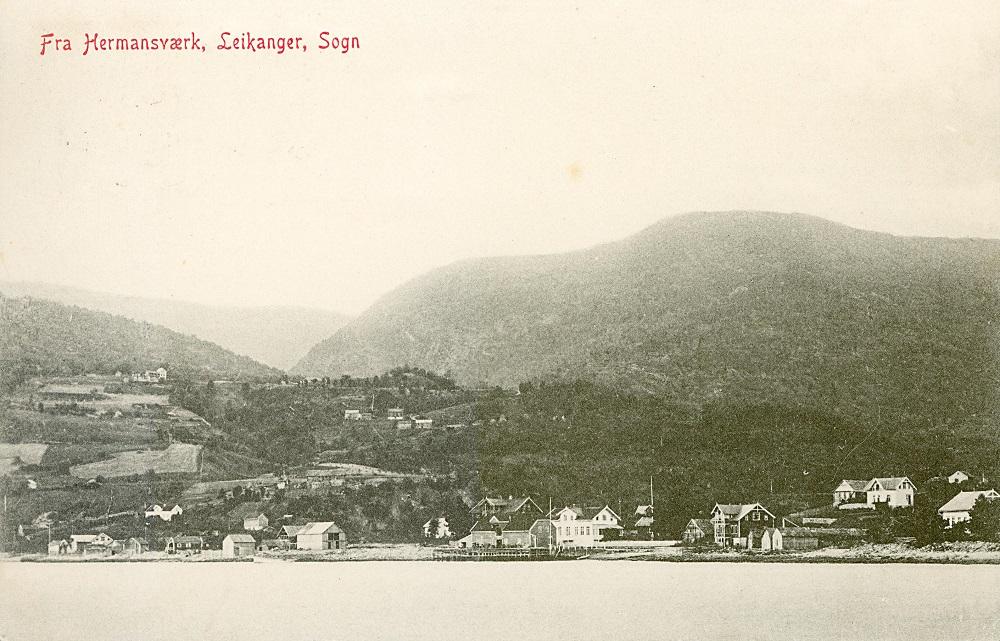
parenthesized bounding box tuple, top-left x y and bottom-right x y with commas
(243, 513, 269, 531)
(145, 504, 183, 522)
(296, 522, 346, 551)
(949, 471, 971, 484)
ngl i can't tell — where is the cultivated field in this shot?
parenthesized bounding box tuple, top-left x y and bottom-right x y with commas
(0, 443, 49, 465)
(69, 443, 202, 478)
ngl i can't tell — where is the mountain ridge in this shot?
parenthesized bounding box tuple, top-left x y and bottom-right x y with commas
(0, 281, 350, 370)
(293, 211, 1000, 432)
(0, 294, 280, 385)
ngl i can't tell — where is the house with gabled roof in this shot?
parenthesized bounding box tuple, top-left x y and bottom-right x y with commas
(470, 496, 543, 521)
(938, 489, 1000, 527)
(145, 504, 183, 522)
(423, 516, 451, 539)
(865, 477, 915, 508)
(586, 505, 623, 541)
(222, 533, 256, 558)
(710, 503, 776, 548)
(833, 480, 869, 504)
(682, 518, 712, 544)
(125, 537, 150, 555)
(69, 534, 96, 553)
(948, 471, 971, 485)
(243, 513, 269, 531)
(548, 505, 597, 548)
(165, 535, 203, 554)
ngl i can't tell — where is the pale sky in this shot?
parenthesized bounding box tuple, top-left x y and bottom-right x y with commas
(2, 1, 998, 314)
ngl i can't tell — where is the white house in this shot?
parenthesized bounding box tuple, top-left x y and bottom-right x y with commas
(69, 534, 97, 553)
(865, 477, 915, 508)
(413, 417, 433, 429)
(949, 471, 970, 485)
(344, 409, 362, 420)
(243, 513, 269, 531)
(938, 489, 1000, 527)
(222, 533, 256, 558)
(586, 505, 622, 541)
(145, 504, 183, 522)
(387, 408, 404, 420)
(296, 521, 346, 551)
(423, 516, 452, 539)
(549, 506, 597, 548)
(832, 479, 868, 504)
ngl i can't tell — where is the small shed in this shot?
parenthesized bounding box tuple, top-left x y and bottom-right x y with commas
(222, 533, 256, 558)
(125, 538, 150, 555)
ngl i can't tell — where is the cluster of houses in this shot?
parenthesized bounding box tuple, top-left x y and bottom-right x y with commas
(452, 496, 626, 550)
(680, 473, 1000, 552)
(49, 520, 347, 558)
(119, 368, 168, 384)
(344, 407, 435, 430)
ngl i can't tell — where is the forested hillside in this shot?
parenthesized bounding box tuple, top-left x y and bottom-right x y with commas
(295, 212, 1000, 437)
(0, 281, 350, 370)
(0, 295, 280, 389)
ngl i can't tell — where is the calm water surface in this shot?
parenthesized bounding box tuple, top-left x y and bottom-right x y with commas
(1, 561, 998, 641)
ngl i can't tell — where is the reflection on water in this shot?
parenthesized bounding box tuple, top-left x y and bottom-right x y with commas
(1, 561, 998, 641)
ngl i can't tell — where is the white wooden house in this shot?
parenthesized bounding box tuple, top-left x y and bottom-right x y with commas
(145, 504, 183, 522)
(832, 480, 868, 504)
(938, 489, 1000, 527)
(243, 513, 269, 531)
(865, 477, 915, 508)
(423, 516, 452, 539)
(948, 471, 970, 484)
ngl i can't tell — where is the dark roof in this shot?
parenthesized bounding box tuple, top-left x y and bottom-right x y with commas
(687, 519, 712, 532)
(471, 519, 502, 532)
(502, 512, 541, 532)
(173, 535, 203, 544)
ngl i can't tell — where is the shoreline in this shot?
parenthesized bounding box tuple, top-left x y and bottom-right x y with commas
(9, 542, 1000, 565)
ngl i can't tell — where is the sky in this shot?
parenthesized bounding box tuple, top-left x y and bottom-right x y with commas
(1, 1, 998, 314)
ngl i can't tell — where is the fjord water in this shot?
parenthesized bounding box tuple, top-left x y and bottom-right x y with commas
(1, 561, 998, 641)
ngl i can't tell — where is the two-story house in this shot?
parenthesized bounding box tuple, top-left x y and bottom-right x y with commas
(865, 477, 915, 508)
(548, 506, 597, 548)
(710, 503, 776, 548)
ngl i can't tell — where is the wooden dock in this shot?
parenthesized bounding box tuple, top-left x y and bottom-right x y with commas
(432, 547, 554, 561)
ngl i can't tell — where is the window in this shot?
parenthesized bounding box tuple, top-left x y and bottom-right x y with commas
(753, 511, 760, 521)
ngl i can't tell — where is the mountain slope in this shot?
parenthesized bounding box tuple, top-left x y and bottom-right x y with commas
(0, 295, 280, 385)
(0, 282, 350, 370)
(294, 211, 1000, 430)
